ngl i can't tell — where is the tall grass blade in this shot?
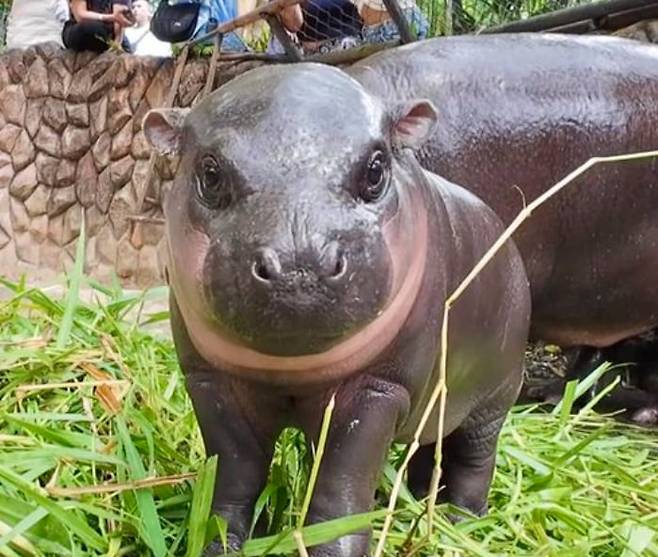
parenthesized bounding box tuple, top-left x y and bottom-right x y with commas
(186, 456, 217, 557)
(56, 219, 86, 349)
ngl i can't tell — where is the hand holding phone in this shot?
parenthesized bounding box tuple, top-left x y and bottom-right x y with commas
(114, 5, 135, 27)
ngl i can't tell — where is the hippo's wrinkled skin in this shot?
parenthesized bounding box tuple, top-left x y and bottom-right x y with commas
(349, 34, 658, 417)
(143, 64, 530, 556)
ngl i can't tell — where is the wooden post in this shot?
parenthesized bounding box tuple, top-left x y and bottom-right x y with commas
(381, 0, 416, 42)
(203, 33, 224, 98)
(135, 45, 190, 214)
(265, 14, 303, 61)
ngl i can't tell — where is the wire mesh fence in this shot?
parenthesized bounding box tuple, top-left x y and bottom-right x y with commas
(0, 0, 10, 50)
(247, 0, 595, 56)
(262, 0, 429, 55)
(0, 0, 615, 58)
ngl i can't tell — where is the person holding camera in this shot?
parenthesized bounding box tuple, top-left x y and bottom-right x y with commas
(124, 0, 172, 57)
(62, 0, 135, 52)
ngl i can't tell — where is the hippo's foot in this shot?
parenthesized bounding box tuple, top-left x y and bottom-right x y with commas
(522, 378, 566, 406)
(443, 406, 510, 518)
(203, 533, 243, 557)
(443, 503, 488, 525)
(630, 406, 658, 426)
(307, 532, 370, 557)
(179, 365, 282, 557)
(407, 442, 489, 521)
(407, 443, 436, 501)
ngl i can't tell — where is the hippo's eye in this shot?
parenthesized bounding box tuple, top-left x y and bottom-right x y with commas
(360, 151, 388, 203)
(196, 156, 229, 209)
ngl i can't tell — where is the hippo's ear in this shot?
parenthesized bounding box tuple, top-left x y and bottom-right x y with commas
(142, 108, 190, 156)
(392, 100, 438, 151)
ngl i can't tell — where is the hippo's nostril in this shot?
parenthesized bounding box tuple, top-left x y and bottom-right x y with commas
(332, 253, 347, 279)
(252, 248, 281, 284)
(321, 241, 348, 282)
(252, 262, 270, 281)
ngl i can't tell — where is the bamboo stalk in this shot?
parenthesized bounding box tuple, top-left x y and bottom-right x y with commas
(374, 149, 658, 554)
(293, 530, 311, 557)
(202, 33, 224, 99)
(16, 380, 130, 395)
(46, 472, 197, 497)
(135, 45, 190, 215)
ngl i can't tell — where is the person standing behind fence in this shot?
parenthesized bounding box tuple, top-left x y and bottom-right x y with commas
(6, 0, 70, 49)
(124, 0, 172, 56)
(268, 0, 363, 55)
(62, 0, 135, 52)
(356, 0, 428, 42)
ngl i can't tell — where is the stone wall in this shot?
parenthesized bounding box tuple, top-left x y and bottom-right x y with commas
(0, 42, 262, 287)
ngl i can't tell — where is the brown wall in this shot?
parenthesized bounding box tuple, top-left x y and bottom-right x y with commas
(0, 42, 261, 287)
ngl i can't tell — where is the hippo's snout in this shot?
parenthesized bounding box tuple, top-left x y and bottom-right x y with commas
(199, 229, 390, 357)
(251, 241, 348, 287)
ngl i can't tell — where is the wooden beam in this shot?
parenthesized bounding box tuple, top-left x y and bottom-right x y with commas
(306, 40, 399, 65)
(203, 33, 224, 97)
(543, 19, 598, 33)
(599, 3, 658, 30)
(482, 0, 658, 33)
(381, 0, 416, 43)
(135, 45, 190, 214)
(265, 14, 303, 61)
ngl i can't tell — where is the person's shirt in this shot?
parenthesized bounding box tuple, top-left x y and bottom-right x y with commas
(67, 0, 131, 23)
(125, 25, 173, 57)
(6, 0, 70, 48)
(82, 0, 113, 16)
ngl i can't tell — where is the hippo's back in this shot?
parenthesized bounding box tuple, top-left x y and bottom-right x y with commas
(349, 33, 658, 214)
(349, 35, 658, 205)
(349, 34, 658, 348)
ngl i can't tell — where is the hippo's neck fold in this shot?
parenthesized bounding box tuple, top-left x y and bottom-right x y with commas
(171, 197, 429, 385)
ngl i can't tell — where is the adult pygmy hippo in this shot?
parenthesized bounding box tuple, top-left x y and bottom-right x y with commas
(348, 34, 658, 419)
(143, 64, 531, 556)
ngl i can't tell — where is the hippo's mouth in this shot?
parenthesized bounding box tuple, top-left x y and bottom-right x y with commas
(172, 203, 429, 384)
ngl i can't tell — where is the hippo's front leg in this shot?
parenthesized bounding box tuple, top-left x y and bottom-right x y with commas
(439, 412, 507, 516)
(299, 377, 410, 557)
(183, 369, 282, 554)
(409, 389, 516, 517)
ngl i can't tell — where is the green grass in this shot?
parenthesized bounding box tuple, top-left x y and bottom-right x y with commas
(0, 270, 657, 556)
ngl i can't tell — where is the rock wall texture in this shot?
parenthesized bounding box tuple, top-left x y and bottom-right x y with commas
(0, 42, 262, 287)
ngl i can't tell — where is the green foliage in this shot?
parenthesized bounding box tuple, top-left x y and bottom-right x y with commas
(419, 0, 592, 36)
(0, 261, 657, 555)
(0, 0, 10, 50)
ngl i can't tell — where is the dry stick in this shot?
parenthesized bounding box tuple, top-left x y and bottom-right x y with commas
(298, 394, 336, 529)
(126, 215, 166, 225)
(294, 393, 336, 555)
(293, 531, 311, 557)
(202, 33, 224, 99)
(135, 45, 190, 214)
(16, 380, 130, 395)
(444, 0, 454, 36)
(46, 472, 197, 497)
(373, 149, 658, 557)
